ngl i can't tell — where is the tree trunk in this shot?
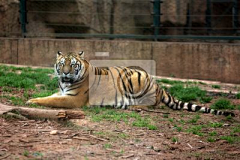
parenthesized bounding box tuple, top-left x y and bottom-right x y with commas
(0, 103, 85, 120)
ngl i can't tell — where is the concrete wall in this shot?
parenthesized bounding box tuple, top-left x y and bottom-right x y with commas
(0, 38, 239, 84)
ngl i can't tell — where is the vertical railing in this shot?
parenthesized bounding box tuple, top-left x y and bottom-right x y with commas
(206, 0, 212, 34)
(151, 0, 162, 41)
(19, 0, 27, 37)
(233, 0, 239, 33)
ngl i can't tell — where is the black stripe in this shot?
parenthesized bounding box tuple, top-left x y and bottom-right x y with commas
(114, 67, 125, 106)
(187, 103, 192, 111)
(95, 68, 98, 75)
(115, 67, 127, 93)
(165, 93, 171, 106)
(180, 102, 184, 109)
(84, 88, 89, 94)
(128, 77, 134, 94)
(195, 105, 202, 112)
(66, 85, 81, 92)
(115, 91, 118, 106)
(79, 62, 82, 70)
(134, 78, 152, 99)
(129, 69, 133, 75)
(70, 80, 82, 87)
(175, 101, 180, 110)
(213, 110, 218, 115)
(207, 108, 211, 113)
(59, 82, 63, 92)
(136, 71, 141, 86)
(223, 112, 230, 116)
(204, 107, 208, 113)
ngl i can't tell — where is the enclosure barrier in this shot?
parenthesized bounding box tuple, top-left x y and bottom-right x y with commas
(1, 0, 239, 40)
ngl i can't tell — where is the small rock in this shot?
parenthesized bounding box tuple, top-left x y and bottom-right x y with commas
(50, 130, 58, 135)
(153, 147, 161, 152)
(61, 130, 70, 134)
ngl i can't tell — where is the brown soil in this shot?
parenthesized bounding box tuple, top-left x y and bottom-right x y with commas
(1, 106, 240, 160)
(0, 81, 240, 160)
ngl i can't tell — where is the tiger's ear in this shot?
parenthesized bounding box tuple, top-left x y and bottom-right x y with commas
(79, 51, 84, 59)
(57, 51, 62, 57)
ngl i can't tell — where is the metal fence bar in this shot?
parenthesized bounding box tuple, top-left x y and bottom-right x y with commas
(206, 0, 212, 34)
(24, 33, 240, 40)
(151, 0, 162, 41)
(233, 0, 239, 33)
(19, 0, 27, 37)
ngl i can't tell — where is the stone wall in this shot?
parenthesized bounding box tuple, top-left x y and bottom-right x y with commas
(0, 38, 239, 84)
(0, 0, 21, 37)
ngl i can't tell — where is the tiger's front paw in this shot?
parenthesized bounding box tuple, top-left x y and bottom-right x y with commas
(26, 98, 41, 105)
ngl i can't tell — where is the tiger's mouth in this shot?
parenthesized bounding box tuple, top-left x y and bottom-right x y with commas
(62, 77, 74, 83)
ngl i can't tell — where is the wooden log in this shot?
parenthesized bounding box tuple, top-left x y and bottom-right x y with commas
(0, 103, 85, 120)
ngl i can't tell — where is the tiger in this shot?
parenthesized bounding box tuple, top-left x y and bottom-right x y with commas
(27, 51, 235, 117)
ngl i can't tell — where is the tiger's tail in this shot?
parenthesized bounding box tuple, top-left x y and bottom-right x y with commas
(161, 89, 235, 117)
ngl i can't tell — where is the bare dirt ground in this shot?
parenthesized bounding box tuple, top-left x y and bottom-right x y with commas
(0, 81, 240, 160)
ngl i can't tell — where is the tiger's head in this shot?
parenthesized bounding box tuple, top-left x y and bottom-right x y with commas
(55, 51, 87, 84)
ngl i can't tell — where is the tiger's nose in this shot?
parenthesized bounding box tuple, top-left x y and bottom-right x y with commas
(63, 67, 70, 75)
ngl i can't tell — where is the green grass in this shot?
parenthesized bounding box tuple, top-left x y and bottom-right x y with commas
(237, 105, 240, 110)
(103, 143, 112, 149)
(187, 125, 204, 136)
(179, 119, 185, 125)
(32, 152, 43, 158)
(200, 96, 212, 103)
(157, 79, 201, 86)
(163, 114, 169, 118)
(0, 65, 58, 107)
(157, 79, 184, 85)
(168, 85, 210, 103)
(231, 125, 240, 135)
(83, 107, 157, 130)
(210, 99, 235, 110)
(236, 93, 240, 99)
(209, 131, 217, 136)
(32, 90, 58, 98)
(132, 117, 158, 130)
(172, 137, 178, 143)
(208, 122, 223, 128)
(168, 118, 174, 123)
(188, 115, 201, 124)
(23, 150, 29, 157)
(10, 96, 25, 106)
(211, 85, 221, 89)
(220, 136, 240, 144)
(207, 137, 216, 142)
(0, 65, 57, 90)
(84, 107, 138, 122)
(173, 125, 182, 132)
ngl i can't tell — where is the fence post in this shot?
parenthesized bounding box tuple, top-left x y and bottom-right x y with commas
(151, 0, 162, 41)
(19, 0, 27, 37)
(206, 0, 212, 34)
(233, 0, 239, 34)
